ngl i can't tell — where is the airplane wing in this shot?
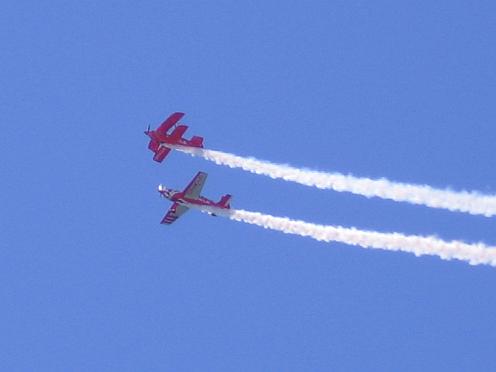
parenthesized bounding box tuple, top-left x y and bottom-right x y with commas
(153, 146, 171, 162)
(183, 171, 207, 199)
(169, 125, 188, 140)
(161, 202, 189, 225)
(156, 112, 185, 135)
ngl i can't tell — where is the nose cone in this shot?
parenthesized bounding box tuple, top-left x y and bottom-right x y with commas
(158, 184, 167, 196)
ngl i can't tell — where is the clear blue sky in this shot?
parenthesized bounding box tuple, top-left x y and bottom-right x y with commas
(1, 1, 496, 371)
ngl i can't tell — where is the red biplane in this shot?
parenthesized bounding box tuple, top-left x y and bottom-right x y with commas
(145, 112, 204, 162)
(158, 171, 232, 225)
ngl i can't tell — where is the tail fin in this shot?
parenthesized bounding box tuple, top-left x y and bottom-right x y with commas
(217, 194, 232, 209)
(190, 135, 204, 147)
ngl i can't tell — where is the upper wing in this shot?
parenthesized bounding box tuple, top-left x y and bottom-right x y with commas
(161, 202, 189, 225)
(156, 112, 185, 135)
(183, 171, 207, 199)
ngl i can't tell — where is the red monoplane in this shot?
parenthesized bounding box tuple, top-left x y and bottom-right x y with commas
(145, 112, 204, 162)
(158, 171, 232, 225)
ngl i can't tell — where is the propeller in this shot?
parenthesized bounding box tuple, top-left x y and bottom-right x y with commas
(144, 124, 151, 134)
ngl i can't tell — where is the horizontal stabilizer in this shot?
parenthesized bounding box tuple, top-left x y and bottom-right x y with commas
(189, 135, 204, 147)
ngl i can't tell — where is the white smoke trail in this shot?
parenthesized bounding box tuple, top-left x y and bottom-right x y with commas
(191, 205, 496, 267)
(173, 146, 496, 217)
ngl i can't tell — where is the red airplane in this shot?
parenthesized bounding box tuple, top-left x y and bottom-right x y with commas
(145, 112, 204, 162)
(158, 171, 232, 225)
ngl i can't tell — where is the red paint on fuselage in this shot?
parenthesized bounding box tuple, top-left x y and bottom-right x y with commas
(159, 188, 230, 210)
(147, 130, 202, 148)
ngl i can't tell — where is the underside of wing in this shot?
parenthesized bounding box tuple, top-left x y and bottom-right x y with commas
(153, 146, 171, 162)
(183, 171, 207, 199)
(156, 112, 185, 135)
(169, 125, 188, 140)
(161, 203, 189, 225)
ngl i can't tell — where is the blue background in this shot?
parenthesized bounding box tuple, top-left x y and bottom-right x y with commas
(1, 1, 496, 371)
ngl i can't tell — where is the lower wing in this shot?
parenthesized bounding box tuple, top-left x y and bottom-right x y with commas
(161, 203, 189, 225)
(153, 146, 171, 162)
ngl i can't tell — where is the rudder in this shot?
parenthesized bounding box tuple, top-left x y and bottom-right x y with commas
(218, 194, 232, 208)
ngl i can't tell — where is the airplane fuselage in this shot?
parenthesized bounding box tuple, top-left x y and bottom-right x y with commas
(145, 113, 203, 163)
(156, 171, 232, 224)
(159, 188, 222, 208)
(148, 131, 195, 147)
